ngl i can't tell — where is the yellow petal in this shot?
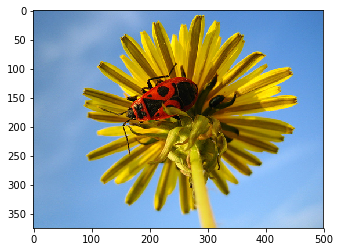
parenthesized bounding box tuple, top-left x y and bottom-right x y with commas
(227, 142, 262, 166)
(217, 115, 295, 134)
(221, 63, 268, 98)
(218, 161, 238, 184)
(235, 86, 282, 105)
(84, 100, 127, 114)
(120, 55, 149, 86)
(171, 34, 185, 73)
(100, 144, 151, 184)
(179, 24, 189, 73)
(216, 39, 245, 83)
(166, 161, 179, 195)
(194, 20, 220, 87)
(125, 163, 158, 205)
(154, 159, 178, 211)
(87, 112, 128, 123)
(224, 132, 279, 153)
(115, 142, 163, 184)
(237, 67, 293, 96)
(186, 15, 205, 79)
(216, 95, 297, 116)
(222, 151, 252, 176)
(114, 157, 145, 184)
(210, 169, 229, 195)
(121, 34, 158, 79)
(97, 61, 142, 96)
(201, 33, 244, 87)
(152, 21, 177, 77)
(179, 173, 192, 214)
(236, 126, 285, 142)
(140, 31, 164, 76)
(87, 135, 140, 161)
(208, 52, 266, 99)
(83, 88, 132, 108)
(97, 125, 131, 137)
(97, 125, 164, 137)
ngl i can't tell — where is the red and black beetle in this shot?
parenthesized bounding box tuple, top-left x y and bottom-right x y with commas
(104, 64, 198, 154)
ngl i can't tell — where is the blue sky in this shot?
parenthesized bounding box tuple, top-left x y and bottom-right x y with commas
(34, 11, 323, 228)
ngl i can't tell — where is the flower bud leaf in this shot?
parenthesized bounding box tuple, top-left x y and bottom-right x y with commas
(162, 104, 193, 126)
(198, 139, 218, 172)
(168, 149, 191, 176)
(217, 133, 228, 156)
(163, 104, 190, 118)
(186, 115, 210, 150)
(151, 127, 183, 163)
(127, 125, 168, 139)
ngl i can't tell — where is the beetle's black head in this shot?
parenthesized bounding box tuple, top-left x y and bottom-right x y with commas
(126, 107, 136, 120)
(209, 95, 225, 108)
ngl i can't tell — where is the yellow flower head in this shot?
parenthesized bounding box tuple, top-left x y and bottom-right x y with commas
(83, 15, 297, 228)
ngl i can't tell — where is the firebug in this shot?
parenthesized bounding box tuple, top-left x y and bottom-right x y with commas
(102, 64, 198, 154)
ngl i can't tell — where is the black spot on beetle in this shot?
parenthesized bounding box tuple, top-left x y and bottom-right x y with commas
(209, 95, 225, 108)
(176, 82, 197, 107)
(143, 98, 164, 117)
(157, 86, 169, 97)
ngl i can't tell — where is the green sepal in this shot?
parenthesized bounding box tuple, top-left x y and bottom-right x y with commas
(216, 133, 228, 156)
(163, 105, 190, 118)
(209, 116, 222, 139)
(168, 149, 191, 176)
(196, 139, 218, 174)
(186, 115, 210, 150)
(152, 127, 183, 163)
(209, 117, 228, 156)
(131, 121, 178, 131)
(127, 125, 168, 139)
(138, 138, 159, 146)
(162, 105, 192, 126)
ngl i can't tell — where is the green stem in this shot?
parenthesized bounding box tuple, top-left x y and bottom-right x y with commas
(190, 144, 217, 228)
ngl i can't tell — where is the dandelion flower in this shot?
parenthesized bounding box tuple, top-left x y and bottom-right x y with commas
(83, 15, 297, 228)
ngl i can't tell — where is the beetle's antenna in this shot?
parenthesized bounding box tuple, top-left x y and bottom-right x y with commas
(146, 63, 178, 88)
(98, 107, 131, 154)
(122, 120, 131, 155)
(99, 107, 127, 116)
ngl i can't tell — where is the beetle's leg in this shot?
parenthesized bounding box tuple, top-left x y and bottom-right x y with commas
(122, 120, 131, 155)
(180, 65, 186, 77)
(127, 95, 138, 102)
(146, 63, 177, 88)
